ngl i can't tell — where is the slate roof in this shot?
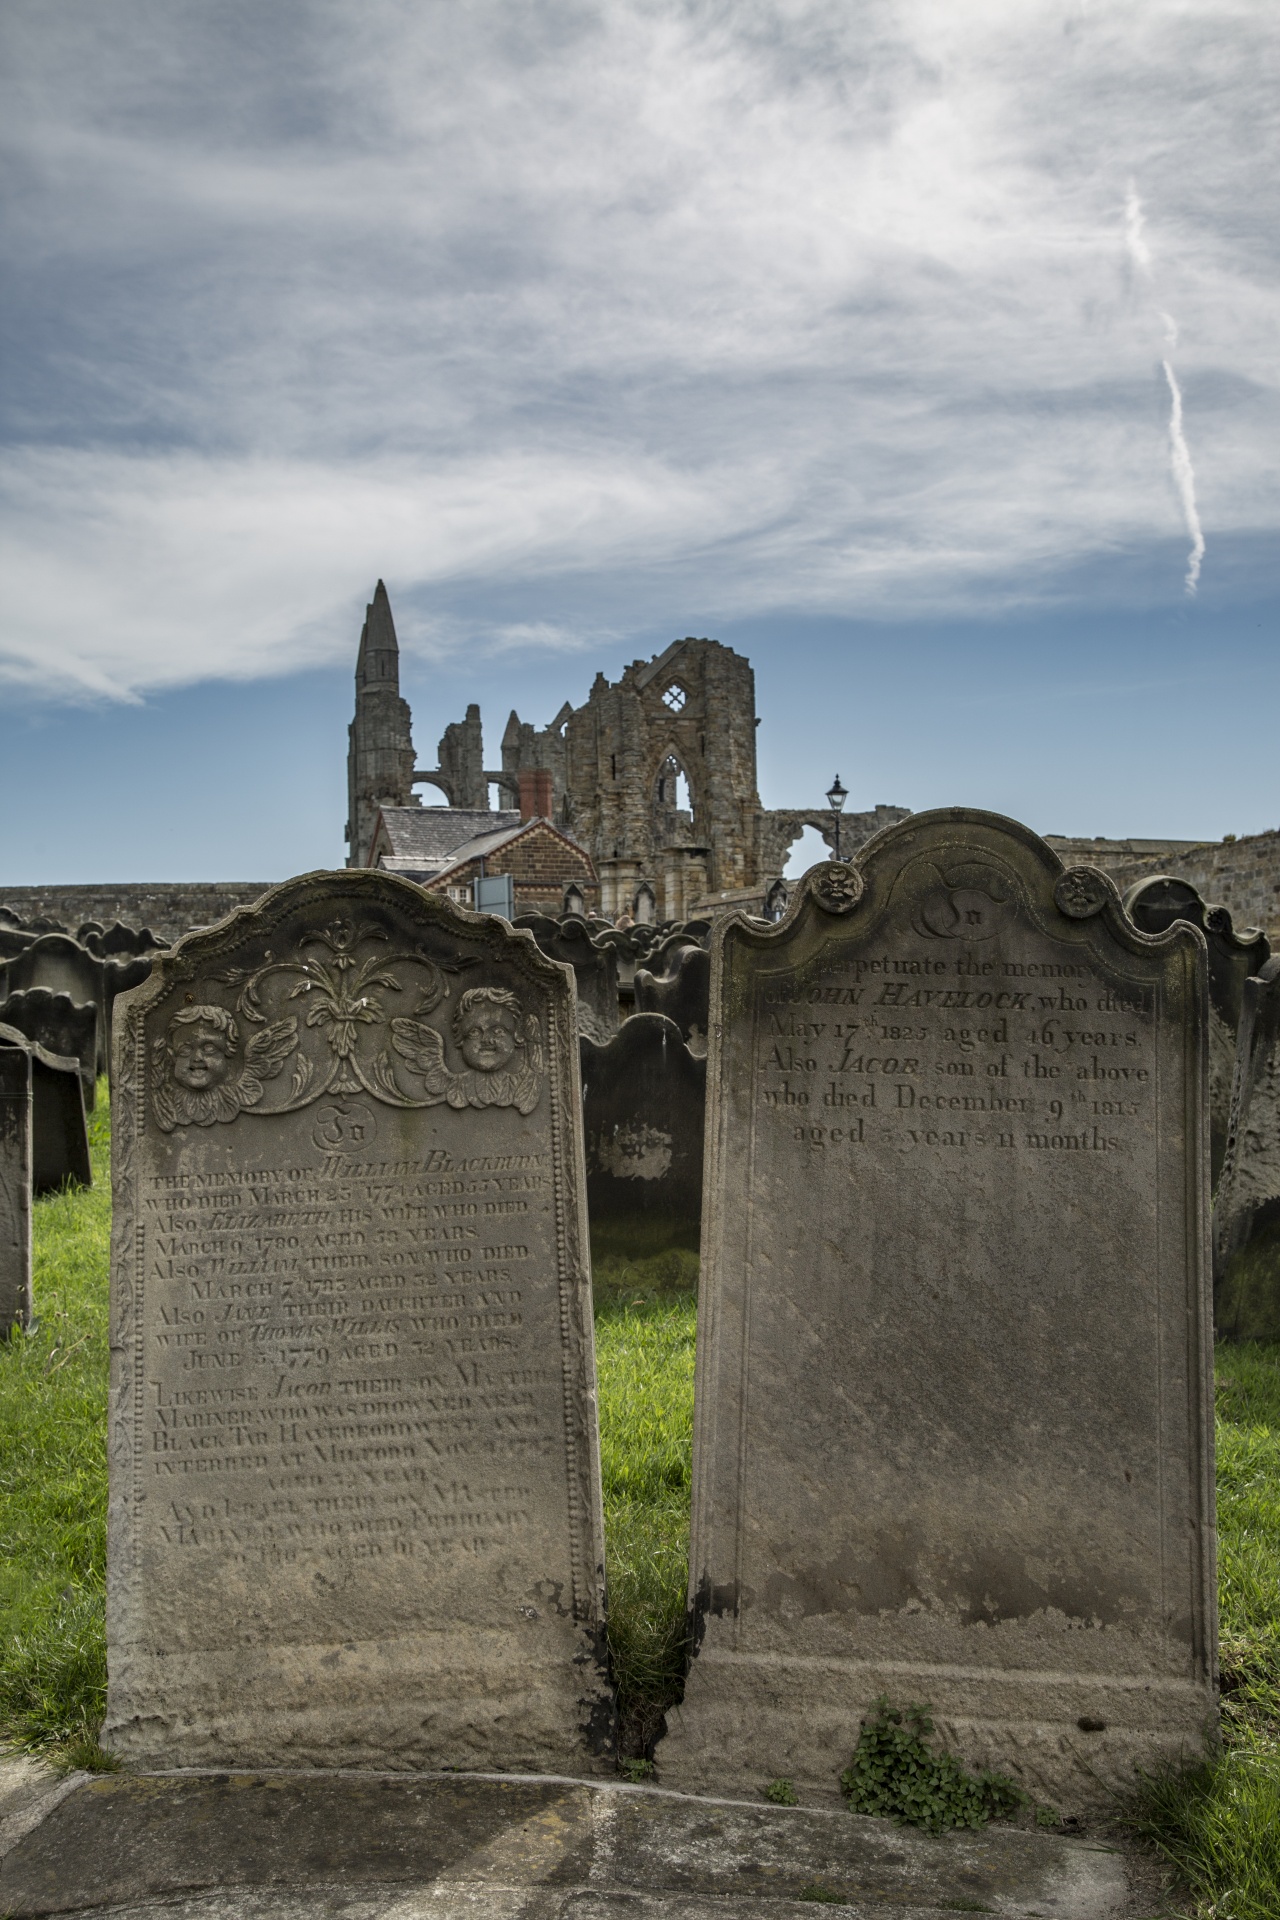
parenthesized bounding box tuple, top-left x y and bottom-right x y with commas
(373, 807, 521, 874)
(424, 817, 596, 887)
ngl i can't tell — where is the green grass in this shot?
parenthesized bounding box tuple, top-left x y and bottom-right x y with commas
(1123, 1341, 1280, 1918)
(592, 1254, 697, 1755)
(0, 1089, 111, 1765)
(4, 1100, 1280, 1918)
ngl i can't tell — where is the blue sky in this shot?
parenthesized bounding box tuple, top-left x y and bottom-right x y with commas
(2, 1, 1277, 883)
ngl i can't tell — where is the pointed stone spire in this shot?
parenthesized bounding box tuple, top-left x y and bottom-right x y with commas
(356, 580, 401, 692)
(346, 581, 418, 867)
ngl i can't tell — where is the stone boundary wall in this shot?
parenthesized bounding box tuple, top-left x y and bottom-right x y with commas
(1048, 830, 1280, 943)
(0, 884, 278, 945)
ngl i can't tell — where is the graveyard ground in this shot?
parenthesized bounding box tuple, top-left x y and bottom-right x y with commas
(1, 1095, 1279, 1917)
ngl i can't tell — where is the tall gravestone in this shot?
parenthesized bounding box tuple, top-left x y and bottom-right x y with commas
(1215, 956, 1280, 1342)
(659, 812, 1216, 1810)
(0, 1045, 33, 1336)
(1123, 875, 1268, 1190)
(106, 872, 613, 1771)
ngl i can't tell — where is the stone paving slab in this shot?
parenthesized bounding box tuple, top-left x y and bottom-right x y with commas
(0, 1769, 1129, 1919)
(0, 1754, 89, 1863)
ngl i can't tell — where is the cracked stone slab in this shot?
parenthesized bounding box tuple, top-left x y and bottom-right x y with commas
(0, 1755, 89, 1863)
(0, 1770, 1128, 1918)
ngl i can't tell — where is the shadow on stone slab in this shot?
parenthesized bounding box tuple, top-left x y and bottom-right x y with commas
(0, 1771, 1128, 1919)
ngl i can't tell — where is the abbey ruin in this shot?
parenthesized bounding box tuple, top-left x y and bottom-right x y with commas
(345, 581, 908, 919)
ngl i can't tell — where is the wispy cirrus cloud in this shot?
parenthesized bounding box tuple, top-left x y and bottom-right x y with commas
(1, 0, 1276, 698)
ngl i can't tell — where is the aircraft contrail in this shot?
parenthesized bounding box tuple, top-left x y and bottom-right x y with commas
(1126, 184, 1204, 594)
(1162, 359, 1204, 595)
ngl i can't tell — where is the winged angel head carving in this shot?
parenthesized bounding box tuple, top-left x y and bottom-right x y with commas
(391, 987, 543, 1114)
(152, 1004, 298, 1131)
(145, 919, 545, 1128)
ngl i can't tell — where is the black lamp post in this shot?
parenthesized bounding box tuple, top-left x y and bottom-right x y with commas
(826, 774, 847, 861)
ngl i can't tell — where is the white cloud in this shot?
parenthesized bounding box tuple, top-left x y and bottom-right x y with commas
(0, 0, 1276, 696)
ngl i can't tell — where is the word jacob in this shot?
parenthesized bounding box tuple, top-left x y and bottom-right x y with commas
(659, 812, 1215, 1814)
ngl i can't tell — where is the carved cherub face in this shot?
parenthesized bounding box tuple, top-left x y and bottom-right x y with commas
(169, 1017, 238, 1089)
(453, 988, 522, 1073)
(152, 999, 297, 1133)
(164, 1006, 240, 1093)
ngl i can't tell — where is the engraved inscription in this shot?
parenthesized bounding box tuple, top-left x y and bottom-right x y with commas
(757, 945, 1152, 1160)
(140, 1147, 557, 1566)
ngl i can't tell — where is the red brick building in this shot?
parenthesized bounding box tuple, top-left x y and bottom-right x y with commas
(370, 773, 598, 917)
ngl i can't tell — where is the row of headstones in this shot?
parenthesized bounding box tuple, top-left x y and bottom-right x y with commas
(103, 810, 1217, 1814)
(0, 918, 159, 1088)
(0, 1028, 92, 1332)
(568, 875, 1279, 1331)
(0, 913, 163, 1335)
(0, 905, 169, 956)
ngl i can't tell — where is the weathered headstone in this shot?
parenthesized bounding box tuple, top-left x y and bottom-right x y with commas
(0, 1045, 33, 1336)
(0, 934, 108, 1076)
(634, 945, 711, 1056)
(0, 1024, 91, 1196)
(512, 914, 620, 1045)
(1215, 955, 1280, 1342)
(0, 990, 98, 1110)
(579, 1015, 705, 1256)
(1124, 875, 1268, 1188)
(105, 872, 612, 1772)
(659, 812, 1216, 1811)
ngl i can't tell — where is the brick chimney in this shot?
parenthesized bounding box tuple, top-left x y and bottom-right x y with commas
(518, 770, 554, 821)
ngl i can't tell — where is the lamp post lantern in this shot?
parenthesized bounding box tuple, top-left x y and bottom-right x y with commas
(826, 774, 848, 862)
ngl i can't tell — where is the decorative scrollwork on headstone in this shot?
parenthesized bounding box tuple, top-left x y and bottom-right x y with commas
(1054, 868, 1110, 919)
(148, 917, 541, 1128)
(811, 863, 864, 915)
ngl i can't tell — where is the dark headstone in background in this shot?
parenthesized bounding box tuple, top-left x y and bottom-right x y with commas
(580, 1014, 705, 1256)
(0, 1024, 91, 1196)
(1215, 954, 1280, 1342)
(0, 990, 98, 1110)
(1124, 874, 1269, 1188)
(513, 914, 620, 1044)
(634, 945, 711, 1056)
(0, 1044, 33, 1336)
(0, 934, 109, 1078)
(82, 921, 169, 958)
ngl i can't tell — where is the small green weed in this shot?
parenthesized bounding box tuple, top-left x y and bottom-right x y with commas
(798, 1883, 845, 1904)
(618, 1755, 656, 1783)
(840, 1701, 1022, 1834)
(764, 1776, 799, 1805)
